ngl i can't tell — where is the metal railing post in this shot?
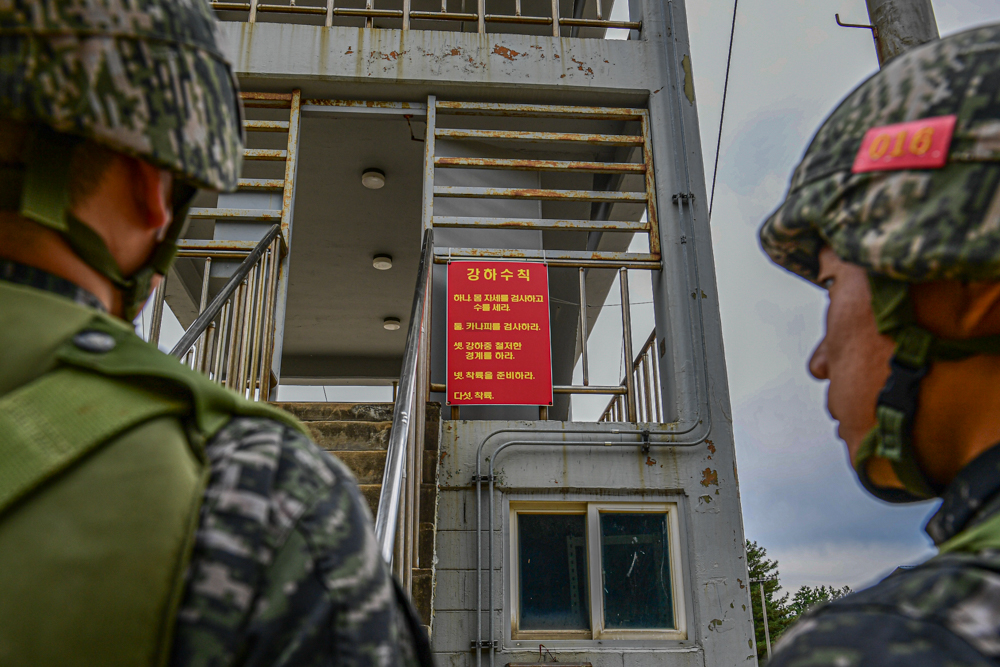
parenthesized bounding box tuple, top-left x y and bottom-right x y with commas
(149, 275, 167, 346)
(422, 96, 437, 231)
(619, 268, 637, 421)
(578, 267, 590, 386)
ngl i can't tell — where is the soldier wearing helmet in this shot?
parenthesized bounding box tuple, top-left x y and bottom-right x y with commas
(0, 1, 432, 665)
(759, 23, 1000, 666)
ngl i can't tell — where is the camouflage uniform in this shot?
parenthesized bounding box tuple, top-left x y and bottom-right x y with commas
(171, 417, 428, 667)
(0, 0, 432, 664)
(758, 23, 1000, 666)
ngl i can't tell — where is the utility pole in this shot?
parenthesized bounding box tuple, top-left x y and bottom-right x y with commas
(750, 578, 775, 661)
(865, 0, 939, 66)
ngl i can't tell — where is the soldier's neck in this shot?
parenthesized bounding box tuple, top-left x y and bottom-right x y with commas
(0, 215, 118, 314)
(912, 354, 1000, 488)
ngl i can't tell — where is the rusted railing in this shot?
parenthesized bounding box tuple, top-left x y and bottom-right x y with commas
(211, 0, 639, 34)
(146, 90, 301, 402)
(600, 328, 661, 422)
(154, 225, 284, 400)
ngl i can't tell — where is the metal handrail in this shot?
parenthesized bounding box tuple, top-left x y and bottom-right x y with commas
(374, 229, 434, 563)
(170, 224, 281, 358)
(600, 328, 660, 422)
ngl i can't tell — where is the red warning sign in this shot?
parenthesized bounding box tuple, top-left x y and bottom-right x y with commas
(447, 261, 553, 406)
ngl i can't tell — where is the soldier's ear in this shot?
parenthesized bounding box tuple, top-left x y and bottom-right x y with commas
(130, 157, 173, 234)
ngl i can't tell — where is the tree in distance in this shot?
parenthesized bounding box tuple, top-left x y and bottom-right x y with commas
(746, 540, 852, 662)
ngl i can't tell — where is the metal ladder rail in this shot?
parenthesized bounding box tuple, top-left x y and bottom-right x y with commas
(426, 97, 660, 264)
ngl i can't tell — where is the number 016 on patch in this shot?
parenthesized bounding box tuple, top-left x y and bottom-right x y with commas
(447, 261, 553, 406)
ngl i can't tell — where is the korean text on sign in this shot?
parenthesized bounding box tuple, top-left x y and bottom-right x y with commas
(447, 261, 552, 406)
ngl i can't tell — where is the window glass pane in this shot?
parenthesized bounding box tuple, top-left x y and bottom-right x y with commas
(518, 514, 590, 630)
(600, 512, 673, 629)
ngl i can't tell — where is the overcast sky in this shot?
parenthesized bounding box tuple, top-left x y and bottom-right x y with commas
(677, 0, 996, 591)
(141, 0, 997, 593)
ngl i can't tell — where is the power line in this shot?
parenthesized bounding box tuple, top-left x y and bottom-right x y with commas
(709, 0, 739, 220)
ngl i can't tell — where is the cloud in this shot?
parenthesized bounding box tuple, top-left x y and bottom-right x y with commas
(776, 540, 936, 592)
(732, 372, 939, 589)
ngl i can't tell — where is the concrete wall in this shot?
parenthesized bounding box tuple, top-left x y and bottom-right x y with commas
(432, 420, 755, 667)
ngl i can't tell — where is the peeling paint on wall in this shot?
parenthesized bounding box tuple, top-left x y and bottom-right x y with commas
(701, 467, 719, 486)
(492, 44, 522, 60)
(681, 54, 695, 103)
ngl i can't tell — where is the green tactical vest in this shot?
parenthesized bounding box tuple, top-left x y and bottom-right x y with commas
(0, 280, 306, 666)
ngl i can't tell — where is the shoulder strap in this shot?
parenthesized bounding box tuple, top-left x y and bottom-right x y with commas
(0, 367, 187, 517)
(938, 510, 1000, 555)
(56, 314, 307, 440)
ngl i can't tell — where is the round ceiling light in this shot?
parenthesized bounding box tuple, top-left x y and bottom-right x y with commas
(372, 254, 393, 270)
(362, 168, 386, 189)
(383, 317, 401, 331)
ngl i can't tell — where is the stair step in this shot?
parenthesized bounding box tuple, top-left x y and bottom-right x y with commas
(273, 402, 394, 422)
(333, 451, 387, 485)
(359, 484, 381, 516)
(411, 568, 434, 627)
(308, 421, 392, 450)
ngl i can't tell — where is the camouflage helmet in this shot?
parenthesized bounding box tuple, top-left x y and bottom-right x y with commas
(759, 23, 1000, 286)
(0, 0, 244, 320)
(0, 0, 244, 191)
(758, 24, 1000, 505)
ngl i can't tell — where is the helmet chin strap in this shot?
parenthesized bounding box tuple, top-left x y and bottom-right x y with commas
(14, 128, 195, 321)
(854, 275, 1000, 503)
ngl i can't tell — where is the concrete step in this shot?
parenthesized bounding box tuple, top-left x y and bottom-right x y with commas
(359, 484, 381, 516)
(334, 450, 387, 485)
(273, 402, 394, 422)
(418, 521, 435, 569)
(308, 420, 392, 451)
(412, 568, 433, 627)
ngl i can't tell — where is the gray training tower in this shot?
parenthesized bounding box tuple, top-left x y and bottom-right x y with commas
(153, 0, 756, 664)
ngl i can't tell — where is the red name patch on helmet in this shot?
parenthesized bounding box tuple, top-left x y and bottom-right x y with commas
(852, 115, 957, 173)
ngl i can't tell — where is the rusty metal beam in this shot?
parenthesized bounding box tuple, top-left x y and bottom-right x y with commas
(434, 246, 659, 263)
(435, 101, 644, 120)
(256, 3, 325, 14)
(559, 17, 639, 28)
(240, 92, 292, 110)
(432, 216, 647, 231)
(238, 178, 285, 191)
(189, 207, 282, 221)
(434, 157, 644, 174)
(302, 99, 426, 111)
(483, 14, 551, 24)
(435, 128, 643, 146)
(211, 1, 250, 9)
(280, 89, 302, 246)
(244, 148, 287, 161)
(244, 120, 290, 132)
(553, 385, 627, 395)
(434, 186, 646, 202)
(333, 7, 404, 17)
(408, 10, 478, 21)
(640, 112, 661, 258)
(178, 239, 258, 251)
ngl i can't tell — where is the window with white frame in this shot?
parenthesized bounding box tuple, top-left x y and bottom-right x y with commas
(509, 502, 686, 641)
